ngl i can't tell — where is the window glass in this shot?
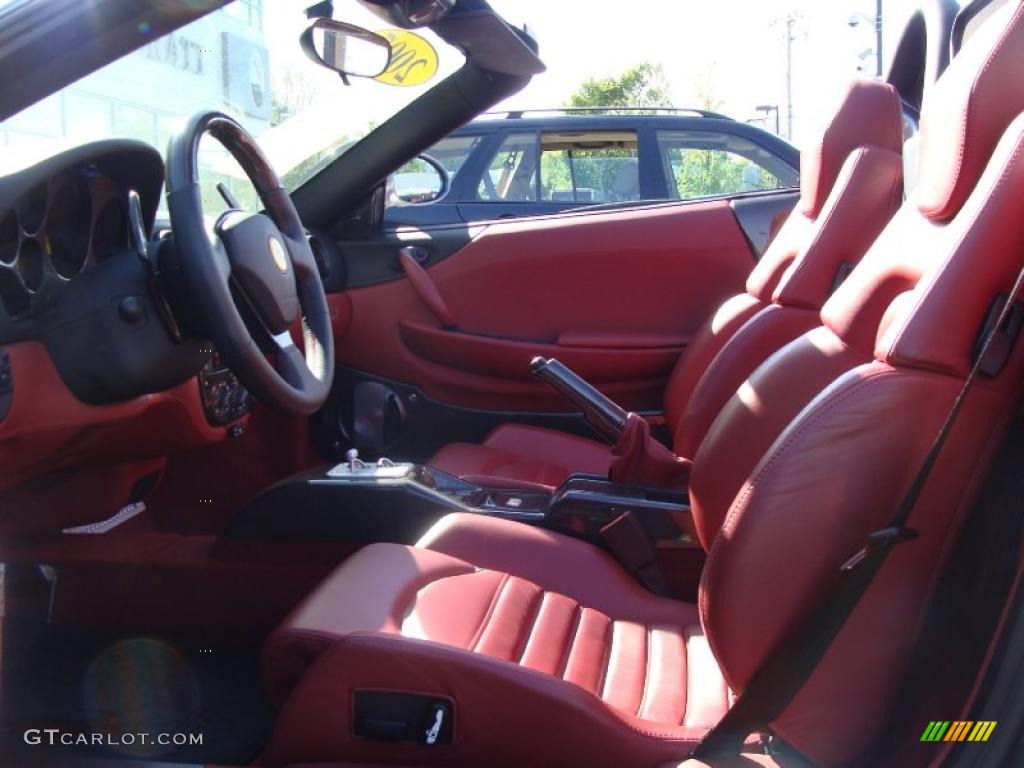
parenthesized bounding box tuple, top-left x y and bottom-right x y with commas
(0, 0, 464, 211)
(476, 133, 538, 201)
(64, 93, 113, 142)
(540, 132, 639, 203)
(426, 134, 481, 181)
(657, 130, 797, 199)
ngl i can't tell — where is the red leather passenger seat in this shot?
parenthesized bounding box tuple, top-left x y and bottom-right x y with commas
(430, 79, 904, 490)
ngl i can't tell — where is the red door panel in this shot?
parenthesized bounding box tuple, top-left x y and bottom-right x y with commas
(398, 321, 683, 381)
(331, 200, 757, 412)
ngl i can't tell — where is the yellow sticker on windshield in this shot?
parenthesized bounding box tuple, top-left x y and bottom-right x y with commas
(374, 29, 439, 87)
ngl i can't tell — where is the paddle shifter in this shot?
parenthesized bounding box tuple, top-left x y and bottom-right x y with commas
(530, 357, 629, 444)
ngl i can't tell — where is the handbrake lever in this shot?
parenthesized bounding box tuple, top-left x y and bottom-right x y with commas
(530, 357, 628, 444)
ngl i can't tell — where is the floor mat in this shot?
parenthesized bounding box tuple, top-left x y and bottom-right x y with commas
(0, 619, 267, 767)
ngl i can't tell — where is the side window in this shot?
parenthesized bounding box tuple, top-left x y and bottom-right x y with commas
(539, 131, 639, 203)
(657, 130, 798, 200)
(425, 134, 481, 182)
(476, 133, 539, 201)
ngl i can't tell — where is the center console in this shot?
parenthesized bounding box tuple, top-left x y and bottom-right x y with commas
(225, 449, 691, 551)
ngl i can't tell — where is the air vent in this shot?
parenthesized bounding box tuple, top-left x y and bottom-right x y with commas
(47, 172, 92, 278)
(308, 233, 330, 280)
(0, 210, 16, 266)
(0, 268, 30, 317)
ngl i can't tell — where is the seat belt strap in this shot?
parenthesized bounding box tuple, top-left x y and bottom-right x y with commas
(693, 262, 1024, 759)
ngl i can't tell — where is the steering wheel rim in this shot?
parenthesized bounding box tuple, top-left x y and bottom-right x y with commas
(165, 111, 334, 416)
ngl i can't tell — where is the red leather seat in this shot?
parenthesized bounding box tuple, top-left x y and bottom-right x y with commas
(430, 78, 905, 490)
(263, 6, 1024, 766)
(263, 516, 735, 767)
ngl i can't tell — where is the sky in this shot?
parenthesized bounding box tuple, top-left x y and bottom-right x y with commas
(0, 0, 938, 176)
(485, 0, 921, 145)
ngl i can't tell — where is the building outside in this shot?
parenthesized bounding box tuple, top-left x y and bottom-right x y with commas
(0, 1, 270, 184)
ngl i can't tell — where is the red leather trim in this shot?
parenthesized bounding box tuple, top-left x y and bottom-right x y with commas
(915, 1, 1024, 221)
(265, 632, 711, 767)
(398, 249, 458, 328)
(399, 320, 681, 383)
(700, 360, 1024, 765)
(0, 342, 231, 491)
(798, 79, 902, 217)
(744, 213, 811, 302)
(263, 521, 737, 766)
(688, 327, 867, 551)
(430, 424, 612, 490)
(419, 77, 903, 494)
(418, 514, 693, 623)
(675, 755, 806, 768)
(328, 290, 352, 340)
(773, 146, 904, 310)
(609, 412, 690, 489)
(336, 200, 753, 412)
(673, 305, 821, 459)
(662, 293, 765, 433)
(557, 331, 690, 349)
(880, 114, 1024, 377)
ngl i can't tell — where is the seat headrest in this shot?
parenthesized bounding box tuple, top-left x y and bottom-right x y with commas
(915, 1, 1024, 221)
(799, 79, 903, 217)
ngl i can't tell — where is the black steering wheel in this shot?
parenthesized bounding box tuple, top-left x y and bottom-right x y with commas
(165, 111, 334, 415)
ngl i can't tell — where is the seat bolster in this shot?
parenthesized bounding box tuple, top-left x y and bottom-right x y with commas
(663, 293, 767, 433)
(429, 424, 613, 490)
(670, 754, 816, 768)
(418, 513, 698, 626)
(674, 305, 820, 458)
(263, 631, 709, 768)
(483, 423, 613, 472)
(262, 543, 475, 706)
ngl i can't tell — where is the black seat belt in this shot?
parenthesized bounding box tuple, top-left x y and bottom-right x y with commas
(692, 262, 1024, 760)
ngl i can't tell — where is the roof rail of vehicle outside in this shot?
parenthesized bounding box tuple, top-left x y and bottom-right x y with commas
(482, 106, 734, 120)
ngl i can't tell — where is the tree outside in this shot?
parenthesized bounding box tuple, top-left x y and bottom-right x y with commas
(558, 61, 780, 201)
(565, 62, 672, 113)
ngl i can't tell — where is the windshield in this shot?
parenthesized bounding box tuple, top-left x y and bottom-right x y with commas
(0, 1, 463, 216)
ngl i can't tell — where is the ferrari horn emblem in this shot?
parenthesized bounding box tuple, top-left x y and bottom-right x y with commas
(269, 236, 289, 274)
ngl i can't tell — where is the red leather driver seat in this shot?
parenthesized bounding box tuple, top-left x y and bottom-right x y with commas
(429, 79, 905, 490)
(261, 5, 1024, 765)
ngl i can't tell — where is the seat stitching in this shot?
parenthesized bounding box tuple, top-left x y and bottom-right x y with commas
(556, 601, 582, 680)
(596, 618, 615, 700)
(701, 366, 920, 691)
(635, 624, 654, 718)
(470, 572, 510, 651)
(513, 589, 547, 664)
(679, 627, 689, 726)
(888, 134, 1024, 365)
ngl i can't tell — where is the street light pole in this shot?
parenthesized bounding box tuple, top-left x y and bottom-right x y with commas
(875, 0, 884, 77)
(785, 14, 794, 140)
(756, 104, 780, 135)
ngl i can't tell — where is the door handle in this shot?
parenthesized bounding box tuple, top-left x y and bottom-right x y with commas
(398, 246, 458, 329)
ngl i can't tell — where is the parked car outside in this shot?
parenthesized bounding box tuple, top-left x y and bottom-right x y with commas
(383, 107, 800, 227)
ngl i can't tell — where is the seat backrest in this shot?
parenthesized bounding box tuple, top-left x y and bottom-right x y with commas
(695, 3, 1024, 763)
(663, 79, 904, 460)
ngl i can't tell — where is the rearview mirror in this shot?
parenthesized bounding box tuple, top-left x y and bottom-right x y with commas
(300, 19, 392, 78)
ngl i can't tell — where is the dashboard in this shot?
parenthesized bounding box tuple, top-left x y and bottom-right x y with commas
(0, 140, 253, 489)
(0, 141, 162, 327)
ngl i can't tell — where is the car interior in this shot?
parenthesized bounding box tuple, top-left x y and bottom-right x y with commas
(3, 0, 1024, 767)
